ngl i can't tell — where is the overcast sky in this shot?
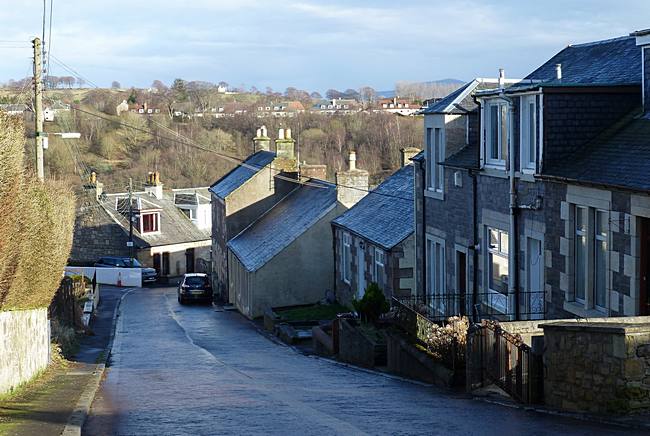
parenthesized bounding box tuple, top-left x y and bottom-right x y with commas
(1, 0, 649, 92)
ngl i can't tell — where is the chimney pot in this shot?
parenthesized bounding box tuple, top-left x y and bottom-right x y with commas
(278, 128, 285, 140)
(286, 128, 292, 139)
(555, 63, 562, 80)
(349, 151, 357, 171)
(498, 68, 505, 88)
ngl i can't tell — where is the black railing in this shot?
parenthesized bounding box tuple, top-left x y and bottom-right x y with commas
(393, 291, 546, 323)
(467, 320, 543, 404)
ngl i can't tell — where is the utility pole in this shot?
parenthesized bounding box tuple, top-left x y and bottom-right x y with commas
(128, 178, 134, 259)
(32, 37, 44, 181)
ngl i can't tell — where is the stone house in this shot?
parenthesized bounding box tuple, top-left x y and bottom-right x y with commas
(414, 33, 648, 322)
(209, 126, 301, 303)
(227, 179, 346, 319)
(71, 172, 212, 278)
(332, 159, 416, 305)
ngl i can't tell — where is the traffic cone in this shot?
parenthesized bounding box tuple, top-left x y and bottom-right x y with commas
(117, 271, 122, 287)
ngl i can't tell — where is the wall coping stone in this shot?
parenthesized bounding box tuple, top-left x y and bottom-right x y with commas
(541, 321, 650, 335)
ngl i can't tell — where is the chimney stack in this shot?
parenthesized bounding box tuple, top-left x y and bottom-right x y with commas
(400, 147, 421, 167)
(273, 127, 298, 172)
(336, 151, 369, 208)
(555, 64, 562, 80)
(498, 68, 505, 89)
(253, 125, 270, 151)
(145, 171, 163, 199)
(632, 29, 650, 114)
(300, 162, 327, 180)
(88, 171, 103, 200)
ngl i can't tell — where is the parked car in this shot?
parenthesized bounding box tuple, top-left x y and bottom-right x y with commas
(94, 256, 158, 284)
(178, 273, 212, 304)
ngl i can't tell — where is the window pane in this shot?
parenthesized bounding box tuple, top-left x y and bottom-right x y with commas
(500, 231, 509, 255)
(596, 211, 607, 237)
(528, 102, 535, 165)
(490, 105, 498, 159)
(576, 234, 587, 301)
(500, 104, 508, 161)
(489, 228, 499, 249)
(435, 128, 443, 190)
(489, 253, 508, 294)
(596, 239, 607, 308)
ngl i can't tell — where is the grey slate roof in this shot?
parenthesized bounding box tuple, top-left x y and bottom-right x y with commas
(544, 113, 650, 191)
(103, 190, 210, 248)
(332, 165, 414, 250)
(173, 188, 210, 205)
(209, 151, 275, 199)
(228, 180, 337, 272)
(443, 143, 480, 170)
(421, 79, 503, 115)
(513, 36, 641, 92)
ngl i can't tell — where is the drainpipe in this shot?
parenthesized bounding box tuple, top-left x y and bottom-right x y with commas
(420, 158, 427, 303)
(496, 89, 519, 320)
(470, 170, 479, 322)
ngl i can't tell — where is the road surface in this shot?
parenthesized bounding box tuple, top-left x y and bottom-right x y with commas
(84, 286, 636, 435)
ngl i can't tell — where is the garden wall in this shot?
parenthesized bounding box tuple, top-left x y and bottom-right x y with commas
(542, 321, 650, 414)
(0, 308, 50, 394)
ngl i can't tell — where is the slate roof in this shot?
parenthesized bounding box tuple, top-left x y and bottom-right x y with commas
(332, 165, 414, 250)
(442, 143, 480, 170)
(209, 151, 275, 200)
(173, 188, 210, 206)
(544, 112, 650, 191)
(502, 36, 641, 94)
(103, 189, 210, 248)
(228, 180, 337, 272)
(421, 79, 506, 115)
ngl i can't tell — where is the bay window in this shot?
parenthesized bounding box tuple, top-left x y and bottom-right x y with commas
(485, 101, 508, 167)
(520, 95, 537, 171)
(141, 212, 160, 234)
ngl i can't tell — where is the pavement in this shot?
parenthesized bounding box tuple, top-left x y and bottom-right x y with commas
(0, 285, 129, 436)
(83, 286, 645, 436)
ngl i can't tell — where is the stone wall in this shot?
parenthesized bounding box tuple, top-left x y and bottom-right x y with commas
(542, 321, 650, 414)
(0, 308, 50, 394)
(337, 319, 383, 368)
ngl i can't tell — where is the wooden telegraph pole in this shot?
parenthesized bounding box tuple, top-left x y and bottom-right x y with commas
(32, 37, 44, 181)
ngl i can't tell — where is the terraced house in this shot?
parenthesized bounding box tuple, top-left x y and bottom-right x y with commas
(414, 31, 650, 321)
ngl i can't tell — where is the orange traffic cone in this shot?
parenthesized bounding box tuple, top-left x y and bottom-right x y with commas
(117, 271, 122, 287)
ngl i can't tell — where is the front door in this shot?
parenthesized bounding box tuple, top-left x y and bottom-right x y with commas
(456, 251, 467, 316)
(526, 237, 544, 320)
(640, 218, 650, 315)
(185, 248, 195, 274)
(357, 242, 366, 299)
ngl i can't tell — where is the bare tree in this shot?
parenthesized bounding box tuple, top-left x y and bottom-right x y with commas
(111, 81, 121, 89)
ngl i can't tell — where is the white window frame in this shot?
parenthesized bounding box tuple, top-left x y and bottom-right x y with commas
(140, 212, 161, 234)
(483, 100, 508, 169)
(485, 226, 509, 313)
(573, 206, 609, 313)
(520, 95, 537, 173)
(342, 232, 352, 284)
(374, 248, 386, 290)
(426, 235, 445, 311)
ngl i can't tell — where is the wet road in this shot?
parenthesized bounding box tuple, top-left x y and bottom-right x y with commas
(85, 287, 635, 435)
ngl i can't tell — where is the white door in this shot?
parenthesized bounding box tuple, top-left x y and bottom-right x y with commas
(357, 243, 366, 299)
(527, 238, 544, 320)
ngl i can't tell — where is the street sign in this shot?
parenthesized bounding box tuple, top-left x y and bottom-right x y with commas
(126, 241, 134, 247)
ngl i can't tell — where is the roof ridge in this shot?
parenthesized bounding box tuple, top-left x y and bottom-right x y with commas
(569, 35, 633, 48)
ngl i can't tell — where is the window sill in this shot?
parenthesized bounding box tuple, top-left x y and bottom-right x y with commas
(424, 189, 444, 200)
(516, 171, 537, 183)
(563, 301, 607, 318)
(480, 167, 508, 178)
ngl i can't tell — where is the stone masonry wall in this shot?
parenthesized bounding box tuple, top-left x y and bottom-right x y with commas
(0, 308, 50, 394)
(542, 321, 650, 414)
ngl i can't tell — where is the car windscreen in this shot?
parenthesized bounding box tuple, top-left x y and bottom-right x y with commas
(123, 258, 142, 268)
(185, 276, 208, 286)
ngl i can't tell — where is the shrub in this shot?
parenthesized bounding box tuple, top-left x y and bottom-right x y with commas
(352, 282, 389, 324)
(0, 112, 75, 310)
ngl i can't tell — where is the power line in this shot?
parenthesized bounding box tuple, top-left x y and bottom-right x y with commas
(46, 0, 54, 86)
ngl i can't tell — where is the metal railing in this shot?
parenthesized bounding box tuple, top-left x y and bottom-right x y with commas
(467, 320, 543, 404)
(393, 291, 546, 323)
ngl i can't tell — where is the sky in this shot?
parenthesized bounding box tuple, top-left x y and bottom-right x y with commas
(0, 0, 649, 92)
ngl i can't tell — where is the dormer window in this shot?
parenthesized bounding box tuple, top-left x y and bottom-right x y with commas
(485, 101, 508, 168)
(520, 95, 537, 172)
(141, 212, 160, 234)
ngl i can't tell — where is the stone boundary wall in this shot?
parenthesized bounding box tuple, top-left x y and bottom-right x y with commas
(0, 308, 50, 394)
(542, 321, 650, 414)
